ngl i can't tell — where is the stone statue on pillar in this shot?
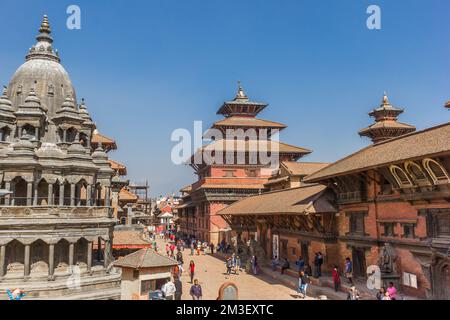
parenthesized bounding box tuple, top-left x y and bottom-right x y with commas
(378, 243, 397, 274)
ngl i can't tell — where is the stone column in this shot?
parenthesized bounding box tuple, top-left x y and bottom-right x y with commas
(26, 182, 33, 206)
(104, 240, 111, 269)
(86, 185, 92, 207)
(97, 238, 102, 261)
(68, 242, 74, 273)
(87, 242, 92, 275)
(24, 244, 31, 278)
(4, 182, 11, 206)
(70, 184, 75, 206)
(105, 187, 111, 207)
(0, 245, 5, 279)
(48, 183, 54, 206)
(33, 182, 38, 206)
(34, 127, 39, 140)
(63, 129, 67, 143)
(59, 183, 64, 206)
(48, 244, 55, 280)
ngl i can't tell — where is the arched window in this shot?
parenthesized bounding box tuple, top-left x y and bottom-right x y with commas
(0, 126, 11, 142)
(389, 165, 413, 188)
(405, 161, 429, 184)
(22, 124, 36, 139)
(79, 133, 89, 147)
(30, 239, 49, 273)
(5, 240, 25, 274)
(66, 127, 77, 143)
(423, 158, 450, 184)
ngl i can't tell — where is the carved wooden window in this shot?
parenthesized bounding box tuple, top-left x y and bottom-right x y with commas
(382, 223, 396, 237)
(402, 224, 416, 239)
(348, 212, 366, 235)
(423, 158, 450, 184)
(390, 165, 413, 188)
(405, 161, 429, 184)
(436, 214, 450, 237)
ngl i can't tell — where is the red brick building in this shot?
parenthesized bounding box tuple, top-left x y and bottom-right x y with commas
(218, 94, 450, 299)
(177, 83, 310, 245)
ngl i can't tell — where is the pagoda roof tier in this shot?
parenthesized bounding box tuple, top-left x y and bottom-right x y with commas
(359, 93, 416, 143)
(200, 139, 311, 154)
(216, 82, 268, 117)
(212, 116, 287, 130)
(91, 130, 117, 152)
(359, 120, 416, 144)
(217, 184, 335, 216)
(305, 122, 450, 183)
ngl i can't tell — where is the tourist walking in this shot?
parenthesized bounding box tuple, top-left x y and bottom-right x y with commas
(272, 256, 278, 271)
(317, 252, 323, 277)
(196, 242, 201, 255)
(298, 271, 310, 299)
(344, 257, 353, 285)
(165, 244, 170, 256)
(210, 243, 215, 255)
(176, 250, 183, 264)
(376, 287, 386, 300)
(387, 282, 398, 300)
(190, 242, 195, 256)
(190, 279, 203, 300)
(313, 253, 320, 277)
(226, 257, 233, 275)
(174, 276, 183, 301)
(161, 278, 176, 300)
(189, 260, 195, 284)
(281, 258, 290, 275)
(332, 265, 341, 292)
(295, 256, 305, 272)
(251, 255, 258, 275)
(347, 286, 360, 300)
(235, 255, 241, 275)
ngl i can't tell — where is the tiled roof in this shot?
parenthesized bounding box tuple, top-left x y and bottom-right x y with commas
(359, 120, 416, 135)
(109, 159, 127, 175)
(281, 161, 330, 176)
(305, 122, 450, 182)
(92, 132, 116, 144)
(213, 117, 287, 129)
(217, 184, 335, 216)
(119, 188, 138, 202)
(179, 185, 192, 193)
(113, 230, 151, 247)
(113, 248, 178, 269)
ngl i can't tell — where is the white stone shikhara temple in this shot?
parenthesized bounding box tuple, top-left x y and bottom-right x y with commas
(0, 16, 121, 299)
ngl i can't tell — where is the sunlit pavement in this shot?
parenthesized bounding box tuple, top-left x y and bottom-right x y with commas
(155, 238, 314, 300)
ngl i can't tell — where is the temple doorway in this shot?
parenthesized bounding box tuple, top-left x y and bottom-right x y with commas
(352, 247, 367, 278)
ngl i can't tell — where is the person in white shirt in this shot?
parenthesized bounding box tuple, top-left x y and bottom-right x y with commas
(161, 278, 176, 300)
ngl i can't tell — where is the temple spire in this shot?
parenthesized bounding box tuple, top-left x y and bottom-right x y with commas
(235, 81, 248, 100)
(39, 15, 51, 34)
(26, 14, 59, 62)
(359, 92, 416, 144)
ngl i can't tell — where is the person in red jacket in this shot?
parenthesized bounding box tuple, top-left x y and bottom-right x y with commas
(332, 265, 341, 292)
(189, 260, 195, 284)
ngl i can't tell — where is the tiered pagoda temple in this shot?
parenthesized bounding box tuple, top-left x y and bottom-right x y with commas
(177, 83, 311, 245)
(359, 93, 416, 143)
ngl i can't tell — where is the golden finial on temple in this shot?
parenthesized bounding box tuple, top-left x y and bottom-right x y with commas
(39, 14, 51, 34)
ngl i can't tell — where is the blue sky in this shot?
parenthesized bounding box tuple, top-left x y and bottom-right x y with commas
(1, 0, 450, 196)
